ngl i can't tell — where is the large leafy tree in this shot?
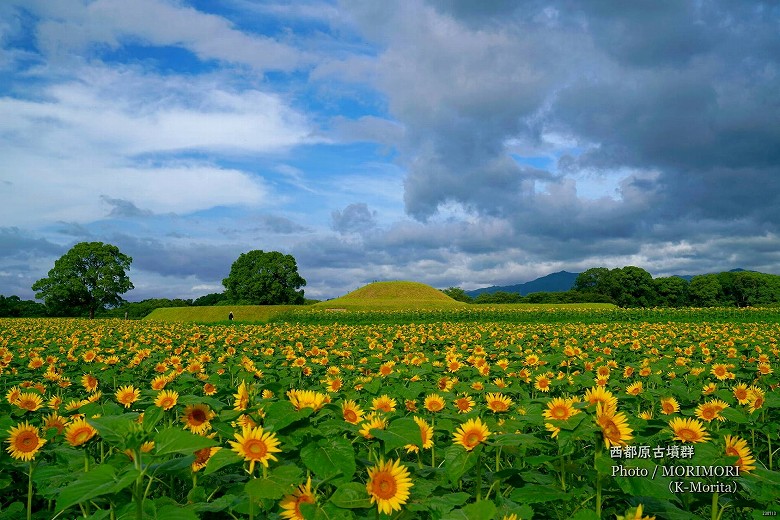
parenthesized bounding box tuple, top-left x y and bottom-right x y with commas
(32, 242, 134, 318)
(222, 250, 306, 305)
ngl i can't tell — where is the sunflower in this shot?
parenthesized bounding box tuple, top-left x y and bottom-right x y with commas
(372, 394, 397, 413)
(236, 414, 258, 429)
(150, 375, 169, 391)
(584, 386, 617, 411)
(453, 417, 491, 451)
(732, 383, 750, 404)
(669, 417, 710, 443)
(325, 377, 343, 392)
(234, 381, 250, 411)
(545, 422, 561, 439)
(660, 397, 680, 415)
(124, 441, 155, 462)
(596, 403, 633, 449)
(724, 435, 756, 473)
(64, 398, 88, 413)
(424, 394, 445, 412)
(81, 374, 99, 393)
(5, 385, 21, 404)
(695, 399, 729, 422)
(453, 395, 475, 414)
(154, 389, 179, 411)
(341, 400, 364, 424)
(64, 418, 98, 447)
(617, 504, 656, 520)
(6, 422, 46, 461)
(702, 382, 717, 395)
(710, 363, 733, 381)
(638, 409, 654, 420)
(405, 416, 434, 453)
(485, 392, 513, 413)
(47, 395, 62, 410)
(287, 389, 328, 412)
(192, 446, 221, 472)
(626, 382, 643, 396)
(543, 397, 579, 421)
(182, 404, 215, 434)
(15, 392, 43, 411)
(359, 415, 388, 439)
(115, 385, 140, 408)
(747, 385, 765, 413)
(366, 459, 413, 515)
(279, 476, 317, 520)
(42, 412, 68, 434)
(229, 425, 282, 474)
(534, 374, 551, 392)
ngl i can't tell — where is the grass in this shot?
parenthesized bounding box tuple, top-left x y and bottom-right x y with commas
(143, 304, 300, 323)
(473, 302, 616, 309)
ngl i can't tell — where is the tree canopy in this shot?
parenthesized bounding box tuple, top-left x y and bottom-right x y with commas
(222, 250, 306, 305)
(31, 242, 134, 318)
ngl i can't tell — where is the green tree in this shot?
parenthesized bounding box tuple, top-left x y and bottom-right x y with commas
(222, 250, 306, 305)
(32, 242, 134, 318)
(573, 267, 614, 300)
(653, 276, 690, 307)
(442, 287, 473, 303)
(731, 271, 776, 307)
(193, 292, 227, 306)
(688, 274, 724, 307)
(611, 266, 657, 307)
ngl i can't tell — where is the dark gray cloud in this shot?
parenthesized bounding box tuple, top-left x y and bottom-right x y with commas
(339, 0, 780, 270)
(112, 235, 238, 280)
(0, 227, 63, 259)
(101, 196, 154, 218)
(331, 203, 378, 234)
(254, 215, 310, 234)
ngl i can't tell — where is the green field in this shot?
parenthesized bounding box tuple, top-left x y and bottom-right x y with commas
(144, 304, 300, 322)
(144, 282, 619, 323)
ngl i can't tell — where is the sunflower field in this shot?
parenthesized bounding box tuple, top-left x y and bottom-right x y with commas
(1, 314, 779, 520)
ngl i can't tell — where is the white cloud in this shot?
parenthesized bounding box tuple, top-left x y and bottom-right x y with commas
(0, 150, 268, 226)
(25, 0, 305, 71)
(2, 66, 312, 156)
(0, 63, 312, 226)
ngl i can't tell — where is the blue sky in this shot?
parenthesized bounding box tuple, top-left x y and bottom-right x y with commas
(2, 1, 779, 301)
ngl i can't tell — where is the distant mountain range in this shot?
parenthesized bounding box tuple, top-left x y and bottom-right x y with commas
(466, 268, 752, 297)
(467, 270, 581, 297)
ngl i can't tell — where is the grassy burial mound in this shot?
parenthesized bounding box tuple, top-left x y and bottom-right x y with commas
(314, 281, 466, 310)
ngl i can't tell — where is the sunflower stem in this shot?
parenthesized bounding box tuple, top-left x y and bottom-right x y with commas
(768, 431, 773, 470)
(83, 452, 91, 516)
(27, 462, 33, 520)
(431, 417, 436, 468)
(133, 448, 144, 520)
(594, 444, 602, 518)
(560, 451, 567, 491)
(476, 448, 483, 502)
(711, 491, 718, 520)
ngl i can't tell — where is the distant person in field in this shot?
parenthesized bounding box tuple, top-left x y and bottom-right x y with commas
(228, 311, 234, 321)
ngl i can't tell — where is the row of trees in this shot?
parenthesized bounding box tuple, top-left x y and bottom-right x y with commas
(446, 267, 780, 308)
(1, 243, 308, 318)
(442, 287, 613, 305)
(573, 266, 780, 308)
